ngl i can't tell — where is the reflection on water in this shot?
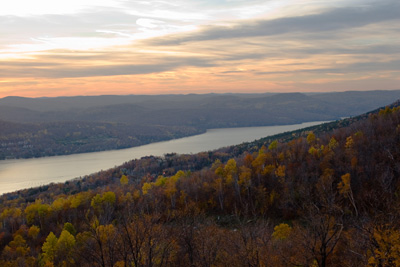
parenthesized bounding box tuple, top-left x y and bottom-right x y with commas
(0, 121, 326, 195)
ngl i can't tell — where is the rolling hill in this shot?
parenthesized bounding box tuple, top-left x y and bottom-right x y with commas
(1, 90, 399, 159)
(1, 99, 400, 266)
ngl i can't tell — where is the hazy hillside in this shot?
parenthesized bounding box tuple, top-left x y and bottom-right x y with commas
(0, 119, 201, 159)
(2, 91, 400, 123)
(1, 102, 400, 266)
(1, 90, 399, 159)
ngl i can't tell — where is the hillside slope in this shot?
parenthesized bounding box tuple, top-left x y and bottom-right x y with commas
(1, 90, 400, 159)
(1, 102, 400, 266)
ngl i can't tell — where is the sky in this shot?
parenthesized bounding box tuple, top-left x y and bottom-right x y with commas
(0, 0, 399, 97)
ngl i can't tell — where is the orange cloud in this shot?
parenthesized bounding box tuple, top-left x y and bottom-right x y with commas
(1, 0, 399, 97)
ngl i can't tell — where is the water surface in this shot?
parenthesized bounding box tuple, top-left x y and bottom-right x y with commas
(0, 121, 325, 195)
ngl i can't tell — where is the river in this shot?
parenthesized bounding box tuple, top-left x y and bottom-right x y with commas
(0, 121, 326, 195)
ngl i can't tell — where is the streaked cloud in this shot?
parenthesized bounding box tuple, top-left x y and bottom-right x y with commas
(0, 0, 399, 97)
(148, 1, 399, 45)
(0, 0, 124, 16)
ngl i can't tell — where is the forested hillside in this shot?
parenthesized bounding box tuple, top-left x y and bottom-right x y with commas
(1, 90, 399, 159)
(0, 119, 200, 159)
(1, 104, 400, 266)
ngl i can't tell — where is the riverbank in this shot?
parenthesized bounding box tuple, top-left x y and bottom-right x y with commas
(0, 121, 326, 195)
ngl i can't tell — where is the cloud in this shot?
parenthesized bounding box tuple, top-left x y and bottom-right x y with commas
(0, 10, 139, 45)
(0, 0, 123, 16)
(148, 0, 400, 45)
(252, 59, 400, 76)
(1, 0, 399, 96)
(0, 53, 216, 78)
(136, 18, 165, 29)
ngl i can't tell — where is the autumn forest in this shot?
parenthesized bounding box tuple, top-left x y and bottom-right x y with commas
(1, 103, 400, 266)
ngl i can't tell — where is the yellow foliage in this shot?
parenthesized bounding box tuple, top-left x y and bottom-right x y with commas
(338, 173, 351, 195)
(96, 224, 115, 244)
(63, 222, 76, 236)
(345, 136, 354, 149)
(43, 261, 54, 267)
(285, 150, 292, 160)
(55, 230, 76, 265)
(179, 191, 188, 206)
(70, 192, 87, 209)
(102, 191, 116, 204)
(120, 175, 129, 185)
(28, 225, 40, 239)
(24, 200, 50, 224)
(275, 165, 286, 178)
(154, 176, 167, 186)
(120, 192, 133, 204)
(224, 159, 237, 177)
(211, 159, 222, 171)
(262, 164, 275, 175)
(225, 174, 234, 185)
(252, 152, 267, 171)
(258, 145, 268, 154)
(51, 197, 68, 212)
(272, 223, 292, 240)
(323, 168, 334, 177)
(90, 194, 102, 209)
(91, 218, 100, 230)
(91, 191, 116, 209)
(142, 182, 152, 195)
(268, 140, 278, 151)
(133, 189, 141, 199)
(56, 230, 76, 252)
(165, 180, 178, 198)
(317, 169, 335, 197)
(215, 166, 225, 177)
(174, 170, 186, 179)
(7, 234, 30, 257)
(328, 137, 338, 150)
(212, 178, 223, 192)
(379, 106, 393, 116)
(368, 227, 400, 266)
(1, 208, 22, 221)
(307, 132, 316, 145)
(239, 166, 252, 187)
(310, 259, 319, 267)
(354, 131, 364, 138)
(308, 146, 318, 156)
(42, 232, 58, 263)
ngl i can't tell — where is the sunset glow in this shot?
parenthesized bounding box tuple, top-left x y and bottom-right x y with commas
(1, 0, 399, 97)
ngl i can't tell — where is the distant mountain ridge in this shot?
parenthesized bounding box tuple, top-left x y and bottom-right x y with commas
(1, 90, 400, 121)
(0, 90, 399, 159)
